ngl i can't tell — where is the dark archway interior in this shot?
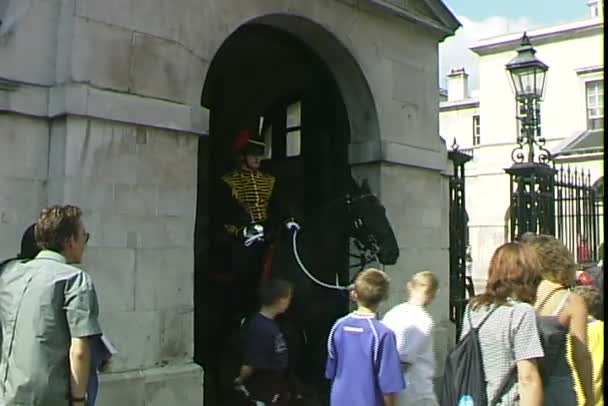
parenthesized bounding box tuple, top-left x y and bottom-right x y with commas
(194, 24, 351, 405)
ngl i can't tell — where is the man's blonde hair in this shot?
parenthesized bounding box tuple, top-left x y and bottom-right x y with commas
(354, 268, 390, 307)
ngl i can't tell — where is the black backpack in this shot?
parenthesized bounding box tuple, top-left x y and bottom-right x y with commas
(441, 305, 515, 406)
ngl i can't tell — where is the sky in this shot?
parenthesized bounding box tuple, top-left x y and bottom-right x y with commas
(439, 0, 591, 92)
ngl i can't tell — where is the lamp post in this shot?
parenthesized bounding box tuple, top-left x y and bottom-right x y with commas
(504, 33, 556, 240)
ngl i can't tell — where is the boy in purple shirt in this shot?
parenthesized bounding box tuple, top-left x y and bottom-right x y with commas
(326, 268, 405, 406)
(234, 278, 293, 405)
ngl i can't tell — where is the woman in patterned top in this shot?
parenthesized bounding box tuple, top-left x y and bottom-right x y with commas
(523, 235, 595, 406)
(460, 242, 544, 406)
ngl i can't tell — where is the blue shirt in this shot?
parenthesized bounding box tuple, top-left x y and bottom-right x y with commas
(243, 313, 288, 371)
(326, 312, 405, 406)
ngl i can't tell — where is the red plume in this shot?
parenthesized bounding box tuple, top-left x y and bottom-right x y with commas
(234, 129, 252, 153)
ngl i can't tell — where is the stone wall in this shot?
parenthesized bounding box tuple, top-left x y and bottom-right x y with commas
(0, 0, 458, 403)
(46, 117, 202, 404)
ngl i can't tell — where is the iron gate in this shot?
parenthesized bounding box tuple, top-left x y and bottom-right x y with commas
(554, 165, 603, 264)
(448, 143, 473, 341)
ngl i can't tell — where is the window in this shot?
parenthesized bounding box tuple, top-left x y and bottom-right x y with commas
(472, 115, 480, 145)
(259, 100, 302, 159)
(586, 80, 604, 130)
(285, 101, 301, 157)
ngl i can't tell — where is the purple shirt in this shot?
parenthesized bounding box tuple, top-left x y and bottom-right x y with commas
(243, 313, 288, 371)
(326, 313, 405, 405)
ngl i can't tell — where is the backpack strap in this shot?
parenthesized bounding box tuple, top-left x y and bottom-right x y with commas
(469, 304, 499, 331)
(553, 292, 570, 316)
(535, 286, 567, 312)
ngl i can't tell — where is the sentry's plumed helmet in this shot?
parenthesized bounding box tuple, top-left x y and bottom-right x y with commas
(234, 129, 265, 156)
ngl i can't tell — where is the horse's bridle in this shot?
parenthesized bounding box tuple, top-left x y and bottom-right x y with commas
(346, 194, 382, 273)
(290, 193, 383, 291)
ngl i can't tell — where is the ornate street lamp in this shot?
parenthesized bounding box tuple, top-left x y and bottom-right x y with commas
(504, 33, 556, 240)
(506, 33, 550, 163)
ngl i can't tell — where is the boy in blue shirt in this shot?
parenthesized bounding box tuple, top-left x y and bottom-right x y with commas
(326, 268, 405, 406)
(234, 278, 293, 405)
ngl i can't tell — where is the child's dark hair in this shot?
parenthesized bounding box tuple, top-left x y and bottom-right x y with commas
(259, 278, 293, 306)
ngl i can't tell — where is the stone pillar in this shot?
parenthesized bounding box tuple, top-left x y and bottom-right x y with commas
(46, 116, 203, 405)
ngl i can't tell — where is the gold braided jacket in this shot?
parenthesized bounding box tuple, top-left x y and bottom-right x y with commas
(221, 169, 276, 236)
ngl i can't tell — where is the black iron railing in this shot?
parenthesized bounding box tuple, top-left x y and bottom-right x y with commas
(554, 165, 603, 264)
(448, 142, 473, 341)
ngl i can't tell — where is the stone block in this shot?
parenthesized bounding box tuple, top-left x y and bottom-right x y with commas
(190, 106, 210, 134)
(97, 370, 145, 406)
(0, 178, 47, 258)
(378, 165, 449, 250)
(131, 32, 208, 105)
(98, 310, 162, 370)
(0, 177, 47, 213)
(0, 114, 49, 180)
(1, 84, 49, 117)
(159, 307, 194, 362)
(165, 215, 195, 247)
(46, 177, 115, 212)
(144, 364, 203, 406)
(81, 247, 136, 312)
(97, 364, 203, 406)
(88, 213, 185, 249)
(0, 0, 60, 85)
(157, 187, 196, 217)
(86, 213, 127, 248)
(84, 87, 197, 134)
(134, 129, 198, 187)
(135, 248, 194, 311)
(62, 118, 139, 184)
(71, 17, 132, 91)
(114, 184, 158, 216)
(76, 0, 135, 33)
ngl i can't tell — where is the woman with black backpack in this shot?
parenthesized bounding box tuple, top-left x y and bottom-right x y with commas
(449, 242, 545, 406)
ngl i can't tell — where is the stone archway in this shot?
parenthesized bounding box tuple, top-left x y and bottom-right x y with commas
(194, 15, 379, 405)
(201, 13, 380, 147)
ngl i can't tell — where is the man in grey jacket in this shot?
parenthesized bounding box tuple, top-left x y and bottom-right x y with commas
(0, 205, 101, 406)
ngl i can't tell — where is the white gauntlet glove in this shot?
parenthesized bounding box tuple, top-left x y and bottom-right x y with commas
(242, 224, 264, 247)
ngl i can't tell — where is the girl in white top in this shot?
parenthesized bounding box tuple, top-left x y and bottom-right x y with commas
(382, 271, 439, 406)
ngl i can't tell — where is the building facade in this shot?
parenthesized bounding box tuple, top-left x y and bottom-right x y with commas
(440, 2, 604, 291)
(1, 1, 460, 404)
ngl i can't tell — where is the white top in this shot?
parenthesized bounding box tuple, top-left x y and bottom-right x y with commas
(382, 302, 435, 400)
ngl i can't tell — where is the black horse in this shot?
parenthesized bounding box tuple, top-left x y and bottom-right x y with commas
(268, 177, 399, 403)
(207, 177, 399, 405)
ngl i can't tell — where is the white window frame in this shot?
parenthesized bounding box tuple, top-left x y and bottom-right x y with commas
(472, 115, 481, 146)
(586, 79, 603, 130)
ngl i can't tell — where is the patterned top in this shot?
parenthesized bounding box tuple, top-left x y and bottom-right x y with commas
(460, 300, 544, 405)
(221, 169, 276, 235)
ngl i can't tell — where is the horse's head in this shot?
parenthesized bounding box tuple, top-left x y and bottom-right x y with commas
(346, 179, 399, 265)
